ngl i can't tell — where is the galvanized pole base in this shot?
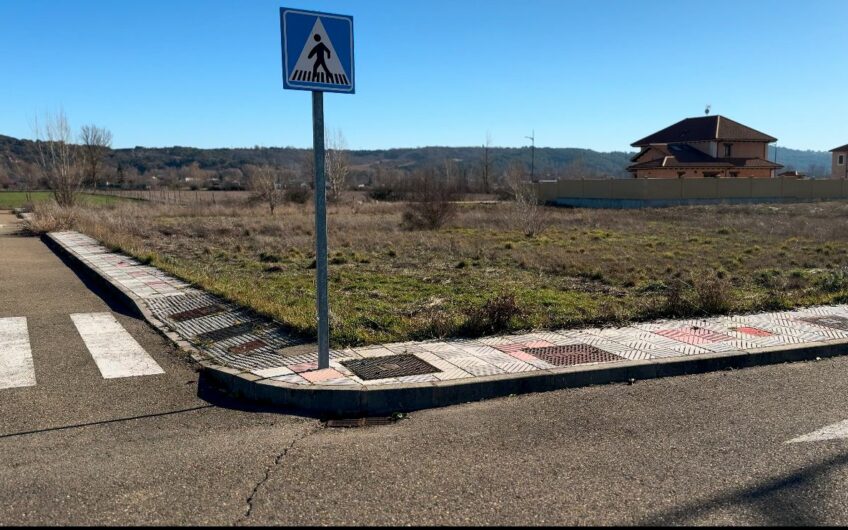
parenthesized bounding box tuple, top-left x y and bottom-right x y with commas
(312, 91, 330, 369)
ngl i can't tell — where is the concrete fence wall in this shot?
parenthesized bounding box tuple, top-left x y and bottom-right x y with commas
(536, 177, 848, 208)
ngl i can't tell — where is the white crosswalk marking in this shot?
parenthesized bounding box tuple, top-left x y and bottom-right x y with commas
(0, 317, 36, 390)
(71, 312, 164, 379)
(788, 419, 848, 443)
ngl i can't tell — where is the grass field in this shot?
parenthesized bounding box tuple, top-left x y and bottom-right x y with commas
(31, 198, 848, 347)
(0, 191, 125, 210)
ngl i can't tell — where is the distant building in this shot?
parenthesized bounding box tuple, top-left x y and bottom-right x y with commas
(628, 115, 782, 178)
(777, 170, 806, 178)
(832, 144, 848, 179)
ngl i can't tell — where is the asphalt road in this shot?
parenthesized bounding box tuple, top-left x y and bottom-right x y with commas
(2, 210, 848, 525)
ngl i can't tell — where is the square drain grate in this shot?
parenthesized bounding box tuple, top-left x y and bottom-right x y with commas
(800, 315, 848, 331)
(523, 344, 624, 366)
(341, 354, 440, 381)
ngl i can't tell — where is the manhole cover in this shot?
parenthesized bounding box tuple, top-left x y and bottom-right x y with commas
(800, 315, 848, 331)
(196, 321, 261, 342)
(341, 354, 440, 381)
(523, 344, 624, 366)
(169, 304, 226, 322)
(228, 339, 268, 354)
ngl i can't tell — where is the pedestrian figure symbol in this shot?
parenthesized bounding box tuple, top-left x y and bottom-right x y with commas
(309, 34, 333, 80)
(286, 16, 352, 88)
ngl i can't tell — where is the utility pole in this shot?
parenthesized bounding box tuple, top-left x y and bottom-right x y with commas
(525, 130, 535, 181)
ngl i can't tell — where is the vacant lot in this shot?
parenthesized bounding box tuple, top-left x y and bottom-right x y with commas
(0, 191, 124, 209)
(35, 198, 848, 347)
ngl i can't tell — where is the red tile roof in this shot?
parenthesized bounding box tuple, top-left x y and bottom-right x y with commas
(631, 116, 777, 147)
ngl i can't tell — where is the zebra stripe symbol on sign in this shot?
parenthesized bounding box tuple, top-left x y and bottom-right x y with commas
(289, 18, 350, 85)
(280, 8, 355, 93)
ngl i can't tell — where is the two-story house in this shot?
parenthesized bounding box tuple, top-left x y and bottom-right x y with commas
(832, 144, 848, 179)
(628, 115, 782, 178)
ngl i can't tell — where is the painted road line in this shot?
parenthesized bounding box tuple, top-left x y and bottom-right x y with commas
(0, 317, 36, 390)
(70, 313, 165, 379)
(788, 419, 848, 443)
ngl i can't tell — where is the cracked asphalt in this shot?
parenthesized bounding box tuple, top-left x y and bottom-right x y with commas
(4, 210, 848, 525)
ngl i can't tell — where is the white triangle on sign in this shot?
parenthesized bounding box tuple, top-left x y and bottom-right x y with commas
(289, 18, 350, 86)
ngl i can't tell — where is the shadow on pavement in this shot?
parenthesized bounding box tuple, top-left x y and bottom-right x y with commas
(196, 372, 327, 420)
(42, 235, 140, 319)
(642, 452, 848, 525)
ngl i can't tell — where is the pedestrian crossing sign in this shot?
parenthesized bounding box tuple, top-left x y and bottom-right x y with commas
(280, 8, 355, 94)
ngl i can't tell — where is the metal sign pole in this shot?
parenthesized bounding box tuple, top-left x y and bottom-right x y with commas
(312, 90, 330, 369)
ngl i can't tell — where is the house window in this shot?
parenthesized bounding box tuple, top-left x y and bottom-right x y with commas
(723, 144, 733, 157)
(839, 155, 846, 166)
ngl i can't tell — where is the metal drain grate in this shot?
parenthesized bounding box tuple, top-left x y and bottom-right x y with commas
(326, 417, 396, 428)
(523, 344, 625, 366)
(195, 321, 262, 343)
(170, 304, 226, 322)
(341, 354, 440, 381)
(800, 315, 848, 331)
(228, 339, 268, 354)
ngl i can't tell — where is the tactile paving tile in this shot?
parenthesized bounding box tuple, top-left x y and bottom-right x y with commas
(655, 327, 732, 345)
(228, 339, 268, 354)
(522, 344, 625, 366)
(341, 354, 441, 381)
(170, 304, 227, 322)
(195, 321, 264, 342)
(729, 326, 774, 337)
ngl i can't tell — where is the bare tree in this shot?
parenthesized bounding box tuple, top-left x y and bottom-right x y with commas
(325, 129, 349, 202)
(33, 110, 84, 207)
(480, 131, 492, 194)
(401, 166, 460, 230)
(246, 164, 284, 214)
(505, 162, 547, 237)
(0, 165, 9, 190)
(79, 124, 113, 189)
(301, 149, 314, 185)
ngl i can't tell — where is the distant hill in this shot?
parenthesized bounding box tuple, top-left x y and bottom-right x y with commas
(768, 146, 832, 177)
(0, 133, 834, 191)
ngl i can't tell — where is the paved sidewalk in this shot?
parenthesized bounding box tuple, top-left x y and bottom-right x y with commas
(47, 230, 848, 414)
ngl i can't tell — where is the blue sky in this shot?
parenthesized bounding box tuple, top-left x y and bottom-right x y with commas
(1, 0, 845, 152)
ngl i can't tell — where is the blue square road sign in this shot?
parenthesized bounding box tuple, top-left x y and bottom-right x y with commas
(280, 8, 355, 94)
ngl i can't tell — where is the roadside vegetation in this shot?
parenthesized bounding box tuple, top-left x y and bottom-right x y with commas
(26, 196, 848, 347)
(0, 191, 123, 210)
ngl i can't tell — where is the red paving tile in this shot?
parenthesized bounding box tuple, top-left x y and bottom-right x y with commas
(656, 327, 732, 345)
(289, 362, 319, 373)
(301, 368, 344, 382)
(733, 326, 773, 337)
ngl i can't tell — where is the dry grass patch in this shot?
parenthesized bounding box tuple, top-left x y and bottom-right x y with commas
(49, 198, 848, 347)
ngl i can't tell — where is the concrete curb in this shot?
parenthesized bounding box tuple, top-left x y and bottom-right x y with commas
(43, 233, 848, 418)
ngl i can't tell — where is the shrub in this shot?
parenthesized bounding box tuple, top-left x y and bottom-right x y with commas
(693, 273, 733, 313)
(24, 202, 79, 234)
(368, 186, 406, 202)
(662, 277, 691, 316)
(460, 293, 524, 336)
(401, 168, 459, 231)
(816, 268, 848, 293)
(284, 187, 311, 204)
